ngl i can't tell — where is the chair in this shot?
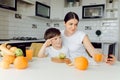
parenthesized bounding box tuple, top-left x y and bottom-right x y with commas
(30, 43, 43, 57)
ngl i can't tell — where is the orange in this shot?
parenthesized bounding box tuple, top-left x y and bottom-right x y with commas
(14, 56, 28, 69)
(26, 49, 33, 61)
(93, 53, 103, 63)
(3, 55, 16, 64)
(74, 56, 88, 70)
(0, 60, 10, 69)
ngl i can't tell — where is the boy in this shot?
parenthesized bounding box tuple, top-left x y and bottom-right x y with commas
(38, 28, 70, 59)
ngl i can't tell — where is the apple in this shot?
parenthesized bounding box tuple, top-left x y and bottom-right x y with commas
(59, 53, 66, 59)
(15, 48, 23, 56)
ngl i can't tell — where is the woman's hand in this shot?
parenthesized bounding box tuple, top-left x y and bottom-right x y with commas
(106, 55, 116, 65)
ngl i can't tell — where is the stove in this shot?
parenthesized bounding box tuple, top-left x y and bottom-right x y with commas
(11, 37, 38, 40)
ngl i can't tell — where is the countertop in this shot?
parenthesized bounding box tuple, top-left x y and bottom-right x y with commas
(0, 39, 45, 44)
(0, 57, 120, 80)
(91, 40, 117, 44)
(0, 39, 116, 44)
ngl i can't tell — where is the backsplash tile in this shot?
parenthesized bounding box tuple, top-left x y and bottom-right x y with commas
(0, 2, 119, 42)
(0, 2, 50, 39)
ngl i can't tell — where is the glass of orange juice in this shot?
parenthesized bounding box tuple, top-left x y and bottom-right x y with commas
(26, 47, 33, 61)
(93, 53, 103, 63)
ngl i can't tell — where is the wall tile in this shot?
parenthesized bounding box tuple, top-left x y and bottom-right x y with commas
(0, 2, 50, 39)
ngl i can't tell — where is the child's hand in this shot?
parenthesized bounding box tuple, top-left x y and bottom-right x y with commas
(64, 58, 72, 65)
(44, 39, 52, 47)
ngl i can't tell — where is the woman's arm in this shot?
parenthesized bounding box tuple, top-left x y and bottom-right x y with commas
(82, 35, 116, 64)
(82, 35, 97, 57)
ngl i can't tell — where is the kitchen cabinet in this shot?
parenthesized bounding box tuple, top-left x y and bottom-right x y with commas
(63, 0, 105, 20)
(105, 0, 118, 19)
(92, 42, 102, 48)
(63, 0, 118, 20)
(50, 0, 64, 20)
(82, 0, 105, 5)
(64, 0, 81, 7)
(38, 0, 51, 6)
(25, 0, 50, 19)
(24, 2, 36, 17)
(51, 0, 82, 20)
(20, 0, 50, 6)
(0, 0, 17, 11)
(63, 0, 82, 19)
(20, 0, 35, 4)
(64, 6, 82, 19)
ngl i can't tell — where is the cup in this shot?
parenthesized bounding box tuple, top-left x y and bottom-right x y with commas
(93, 53, 103, 63)
(26, 47, 33, 61)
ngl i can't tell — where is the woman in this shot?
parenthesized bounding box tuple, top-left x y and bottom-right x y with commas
(61, 12, 116, 65)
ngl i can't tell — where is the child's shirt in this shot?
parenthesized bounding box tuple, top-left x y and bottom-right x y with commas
(45, 46, 70, 58)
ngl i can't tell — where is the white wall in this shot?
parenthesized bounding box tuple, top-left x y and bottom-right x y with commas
(51, 19, 118, 42)
(0, 0, 119, 41)
(0, 1, 50, 39)
(118, 0, 120, 61)
(0, 9, 9, 39)
(79, 20, 118, 42)
(0, 0, 118, 42)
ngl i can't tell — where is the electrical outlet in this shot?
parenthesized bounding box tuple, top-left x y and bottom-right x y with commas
(46, 23, 50, 27)
(54, 23, 59, 27)
(32, 24, 37, 28)
(15, 13, 22, 19)
(85, 26, 92, 30)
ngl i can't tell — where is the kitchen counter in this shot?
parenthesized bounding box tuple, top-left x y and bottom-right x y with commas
(0, 57, 120, 80)
(0, 39, 45, 44)
(91, 40, 117, 43)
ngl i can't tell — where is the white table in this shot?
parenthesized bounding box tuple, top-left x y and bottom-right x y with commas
(0, 57, 120, 80)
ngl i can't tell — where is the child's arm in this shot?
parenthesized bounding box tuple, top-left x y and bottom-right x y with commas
(38, 39, 51, 58)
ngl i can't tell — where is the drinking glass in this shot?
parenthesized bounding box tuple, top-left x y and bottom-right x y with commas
(26, 47, 33, 61)
(93, 53, 103, 64)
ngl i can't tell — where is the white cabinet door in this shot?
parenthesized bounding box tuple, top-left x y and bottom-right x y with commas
(50, 0, 64, 20)
(25, 4, 35, 16)
(37, 0, 51, 6)
(64, 6, 82, 19)
(82, 0, 106, 5)
(20, 0, 35, 4)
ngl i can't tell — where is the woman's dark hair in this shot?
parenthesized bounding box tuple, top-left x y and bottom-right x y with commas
(44, 28, 61, 40)
(64, 12, 79, 23)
